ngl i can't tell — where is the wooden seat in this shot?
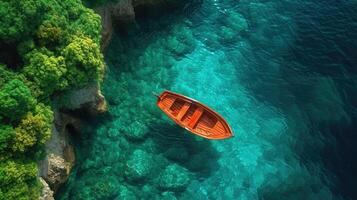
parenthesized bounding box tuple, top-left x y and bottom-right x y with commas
(177, 102, 191, 121)
(188, 107, 204, 128)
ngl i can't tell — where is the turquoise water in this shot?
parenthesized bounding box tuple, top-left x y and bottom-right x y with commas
(58, 0, 357, 199)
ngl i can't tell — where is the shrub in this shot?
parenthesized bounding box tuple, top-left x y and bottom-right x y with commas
(0, 159, 41, 200)
(12, 104, 53, 153)
(0, 79, 36, 122)
(0, 0, 45, 41)
(0, 64, 15, 87)
(62, 35, 104, 88)
(0, 125, 15, 155)
(0, 0, 104, 198)
(23, 49, 68, 97)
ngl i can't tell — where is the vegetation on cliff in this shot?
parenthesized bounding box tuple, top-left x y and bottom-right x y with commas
(0, 0, 104, 199)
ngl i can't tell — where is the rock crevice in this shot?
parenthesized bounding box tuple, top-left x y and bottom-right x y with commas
(39, 85, 107, 199)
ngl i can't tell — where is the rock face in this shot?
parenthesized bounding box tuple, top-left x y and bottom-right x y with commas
(39, 178, 54, 200)
(96, 0, 189, 51)
(43, 154, 73, 192)
(38, 110, 78, 195)
(132, 0, 183, 7)
(96, 6, 113, 51)
(112, 0, 135, 23)
(95, 0, 136, 51)
(59, 84, 107, 116)
(37, 0, 190, 198)
(39, 84, 107, 199)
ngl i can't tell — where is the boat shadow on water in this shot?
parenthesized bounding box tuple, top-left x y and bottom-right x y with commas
(148, 122, 221, 179)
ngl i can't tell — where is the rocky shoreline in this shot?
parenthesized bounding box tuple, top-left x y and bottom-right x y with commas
(39, 84, 106, 199)
(38, 0, 188, 199)
(97, 0, 190, 52)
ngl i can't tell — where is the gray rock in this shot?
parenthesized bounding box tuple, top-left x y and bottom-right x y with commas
(96, 6, 113, 52)
(112, 0, 135, 23)
(42, 154, 72, 192)
(39, 178, 54, 200)
(39, 85, 106, 197)
(96, 0, 190, 52)
(55, 84, 107, 115)
(38, 109, 76, 194)
(95, 0, 135, 52)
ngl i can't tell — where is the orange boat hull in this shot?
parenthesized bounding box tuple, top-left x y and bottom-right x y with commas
(156, 90, 233, 140)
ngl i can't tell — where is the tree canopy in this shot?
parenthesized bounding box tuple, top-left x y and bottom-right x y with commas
(0, 0, 45, 42)
(0, 0, 104, 198)
(0, 79, 36, 122)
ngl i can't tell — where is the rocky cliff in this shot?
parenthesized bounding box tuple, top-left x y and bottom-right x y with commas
(38, 0, 189, 199)
(39, 85, 106, 199)
(97, 0, 190, 51)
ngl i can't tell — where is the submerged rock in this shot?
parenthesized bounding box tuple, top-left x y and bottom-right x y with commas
(157, 164, 190, 191)
(114, 185, 137, 200)
(125, 149, 153, 181)
(123, 121, 149, 141)
(165, 25, 196, 57)
(161, 191, 178, 200)
(223, 12, 248, 33)
(218, 26, 238, 42)
(93, 176, 121, 199)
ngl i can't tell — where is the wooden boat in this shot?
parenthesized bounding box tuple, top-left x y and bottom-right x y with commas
(155, 90, 233, 140)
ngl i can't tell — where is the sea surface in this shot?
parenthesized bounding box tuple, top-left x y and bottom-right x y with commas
(58, 0, 357, 199)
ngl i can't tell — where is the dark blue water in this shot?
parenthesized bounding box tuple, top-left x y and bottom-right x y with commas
(58, 0, 357, 199)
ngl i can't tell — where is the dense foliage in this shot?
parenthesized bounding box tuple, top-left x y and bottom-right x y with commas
(0, 0, 104, 199)
(83, 0, 116, 8)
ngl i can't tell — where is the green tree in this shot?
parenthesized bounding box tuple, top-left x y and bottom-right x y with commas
(23, 49, 68, 97)
(0, 125, 14, 155)
(62, 35, 104, 88)
(70, 8, 102, 44)
(34, 103, 53, 145)
(0, 159, 41, 200)
(0, 64, 15, 87)
(0, 0, 105, 199)
(0, 0, 45, 41)
(12, 104, 53, 153)
(36, 21, 64, 47)
(0, 79, 36, 122)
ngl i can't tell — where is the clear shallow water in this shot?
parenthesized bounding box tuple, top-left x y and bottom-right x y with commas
(58, 0, 357, 199)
